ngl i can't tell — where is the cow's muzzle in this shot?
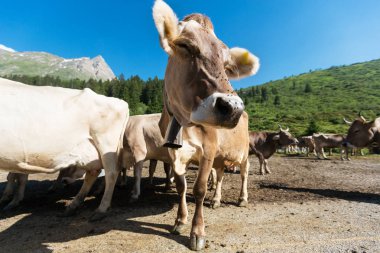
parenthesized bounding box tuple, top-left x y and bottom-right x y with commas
(190, 93, 244, 128)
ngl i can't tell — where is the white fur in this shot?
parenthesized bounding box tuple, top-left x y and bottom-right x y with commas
(152, 0, 179, 55)
(190, 92, 243, 126)
(228, 47, 260, 80)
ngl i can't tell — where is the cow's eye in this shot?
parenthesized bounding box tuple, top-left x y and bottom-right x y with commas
(173, 39, 200, 56)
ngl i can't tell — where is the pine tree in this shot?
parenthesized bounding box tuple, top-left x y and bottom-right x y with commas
(274, 95, 280, 106)
(305, 119, 320, 135)
(304, 83, 312, 93)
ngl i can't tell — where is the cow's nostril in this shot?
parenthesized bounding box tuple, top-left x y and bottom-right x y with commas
(215, 97, 233, 116)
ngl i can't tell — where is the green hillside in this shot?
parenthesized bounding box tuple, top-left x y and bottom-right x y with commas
(238, 59, 380, 136)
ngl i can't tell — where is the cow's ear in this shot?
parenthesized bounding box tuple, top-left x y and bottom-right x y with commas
(273, 134, 280, 141)
(153, 0, 179, 55)
(225, 47, 260, 80)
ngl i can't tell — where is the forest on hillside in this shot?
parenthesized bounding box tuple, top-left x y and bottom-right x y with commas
(3, 58, 380, 137)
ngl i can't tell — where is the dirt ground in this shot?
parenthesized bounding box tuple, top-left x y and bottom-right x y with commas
(0, 154, 379, 253)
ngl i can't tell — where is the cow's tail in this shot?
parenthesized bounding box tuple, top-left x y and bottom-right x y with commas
(16, 162, 60, 174)
(116, 107, 130, 171)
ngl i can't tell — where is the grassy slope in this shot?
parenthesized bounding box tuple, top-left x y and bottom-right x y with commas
(239, 59, 380, 136)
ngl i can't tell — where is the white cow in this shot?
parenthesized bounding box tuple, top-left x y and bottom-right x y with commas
(0, 78, 129, 219)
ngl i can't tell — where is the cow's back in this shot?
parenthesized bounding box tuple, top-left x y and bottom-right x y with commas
(313, 134, 344, 148)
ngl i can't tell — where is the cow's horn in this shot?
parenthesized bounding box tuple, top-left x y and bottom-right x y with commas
(284, 127, 289, 132)
(343, 118, 352, 125)
(278, 124, 283, 131)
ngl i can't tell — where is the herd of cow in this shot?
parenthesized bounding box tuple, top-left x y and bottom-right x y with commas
(0, 0, 379, 251)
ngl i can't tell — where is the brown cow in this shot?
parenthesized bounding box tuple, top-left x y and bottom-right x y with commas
(122, 114, 172, 201)
(249, 127, 298, 175)
(343, 116, 380, 149)
(312, 133, 345, 160)
(153, 0, 259, 250)
(161, 111, 250, 243)
(297, 136, 316, 157)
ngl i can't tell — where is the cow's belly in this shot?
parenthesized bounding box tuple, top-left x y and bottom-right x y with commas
(214, 148, 246, 167)
(0, 138, 101, 173)
(145, 147, 172, 164)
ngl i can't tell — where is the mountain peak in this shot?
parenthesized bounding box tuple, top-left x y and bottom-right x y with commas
(0, 44, 16, 53)
(0, 46, 115, 81)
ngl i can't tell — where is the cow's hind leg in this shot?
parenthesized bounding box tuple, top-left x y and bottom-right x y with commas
(3, 174, 28, 211)
(211, 168, 224, 209)
(171, 171, 188, 235)
(238, 159, 249, 207)
(208, 168, 217, 190)
(0, 173, 17, 208)
(64, 170, 100, 216)
(163, 162, 172, 191)
(148, 159, 158, 185)
(130, 160, 144, 202)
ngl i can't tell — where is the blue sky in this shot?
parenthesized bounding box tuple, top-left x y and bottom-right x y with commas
(1, 0, 380, 89)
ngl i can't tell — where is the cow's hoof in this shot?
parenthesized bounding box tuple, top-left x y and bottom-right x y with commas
(89, 211, 107, 222)
(129, 196, 138, 204)
(164, 184, 172, 192)
(60, 207, 77, 217)
(211, 201, 220, 209)
(116, 183, 127, 189)
(171, 222, 186, 235)
(190, 234, 206, 251)
(238, 199, 248, 207)
(2, 202, 19, 211)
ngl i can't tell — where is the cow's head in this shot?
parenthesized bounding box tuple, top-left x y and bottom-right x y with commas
(343, 116, 380, 148)
(153, 0, 259, 128)
(273, 125, 298, 146)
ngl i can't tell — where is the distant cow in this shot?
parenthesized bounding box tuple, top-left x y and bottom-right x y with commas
(343, 116, 380, 149)
(0, 167, 85, 210)
(312, 133, 345, 160)
(249, 126, 298, 175)
(0, 77, 129, 220)
(297, 136, 316, 157)
(122, 113, 172, 201)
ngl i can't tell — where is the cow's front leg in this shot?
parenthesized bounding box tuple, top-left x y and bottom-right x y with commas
(264, 159, 271, 174)
(4, 174, 28, 211)
(93, 152, 120, 220)
(321, 148, 328, 159)
(190, 156, 213, 251)
(238, 159, 249, 207)
(65, 169, 100, 216)
(171, 171, 188, 235)
(211, 168, 224, 209)
(130, 161, 144, 202)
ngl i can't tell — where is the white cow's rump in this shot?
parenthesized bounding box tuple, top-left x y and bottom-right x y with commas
(0, 77, 129, 217)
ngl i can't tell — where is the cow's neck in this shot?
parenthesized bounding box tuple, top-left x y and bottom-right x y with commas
(263, 132, 280, 157)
